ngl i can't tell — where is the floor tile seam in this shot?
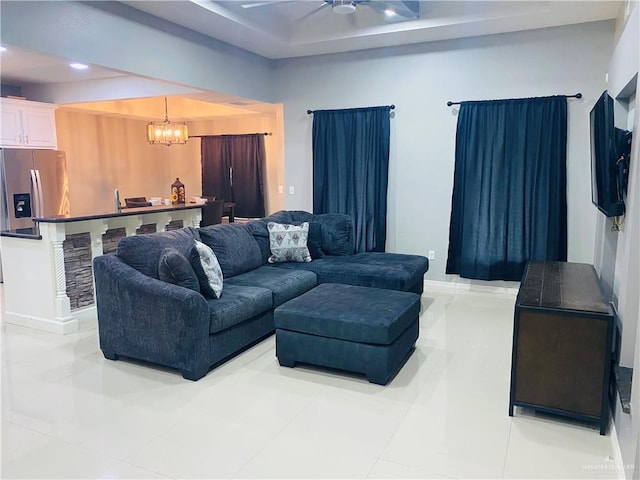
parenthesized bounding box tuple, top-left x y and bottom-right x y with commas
(15, 362, 98, 383)
(378, 445, 493, 480)
(377, 405, 513, 476)
(364, 456, 381, 479)
(375, 398, 418, 470)
(1, 420, 48, 456)
(90, 408, 197, 463)
(411, 346, 446, 389)
(118, 424, 187, 471)
(2, 417, 50, 437)
(365, 457, 457, 480)
(4, 430, 123, 469)
(427, 448, 508, 479)
(228, 404, 306, 479)
(116, 458, 176, 479)
(500, 413, 514, 479)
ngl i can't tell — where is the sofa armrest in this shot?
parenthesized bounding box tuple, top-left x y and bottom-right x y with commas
(93, 254, 210, 379)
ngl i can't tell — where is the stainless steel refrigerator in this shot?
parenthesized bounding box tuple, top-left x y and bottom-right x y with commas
(0, 148, 70, 234)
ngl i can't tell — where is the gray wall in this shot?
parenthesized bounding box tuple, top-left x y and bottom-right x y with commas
(600, 5, 639, 475)
(273, 21, 616, 282)
(0, 1, 274, 104)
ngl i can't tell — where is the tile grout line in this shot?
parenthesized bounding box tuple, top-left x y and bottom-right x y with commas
(500, 414, 514, 479)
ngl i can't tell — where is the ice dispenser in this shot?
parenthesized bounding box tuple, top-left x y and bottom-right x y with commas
(14, 193, 32, 218)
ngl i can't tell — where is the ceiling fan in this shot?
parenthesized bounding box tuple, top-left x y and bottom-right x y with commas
(241, 0, 419, 22)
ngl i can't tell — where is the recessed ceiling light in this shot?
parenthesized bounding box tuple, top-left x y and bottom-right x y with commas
(69, 63, 89, 70)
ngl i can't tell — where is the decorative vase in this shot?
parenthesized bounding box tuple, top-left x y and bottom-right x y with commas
(171, 178, 185, 204)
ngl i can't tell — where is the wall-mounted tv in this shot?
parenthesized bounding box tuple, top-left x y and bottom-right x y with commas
(590, 91, 625, 217)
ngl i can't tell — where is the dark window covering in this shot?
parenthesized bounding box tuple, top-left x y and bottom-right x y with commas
(312, 106, 392, 253)
(201, 134, 266, 218)
(446, 96, 568, 281)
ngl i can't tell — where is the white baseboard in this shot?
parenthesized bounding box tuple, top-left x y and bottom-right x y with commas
(609, 419, 628, 480)
(424, 279, 519, 296)
(3, 310, 78, 334)
(2, 306, 97, 334)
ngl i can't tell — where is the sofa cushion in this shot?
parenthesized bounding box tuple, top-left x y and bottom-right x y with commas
(267, 222, 312, 264)
(287, 210, 315, 223)
(158, 248, 200, 292)
(265, 210, 295, 224)
(207, 284, 273, 334)
(189, 241, 223, 299)
(226, 266, 317, 307)
(198, 223, 263, 278)
(116, 227, 200, 279)
(271, 252, 428, 292)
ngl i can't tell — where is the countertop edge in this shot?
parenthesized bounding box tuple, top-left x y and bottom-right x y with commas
(33, 204, 203, 224)
(0, 231, 43, 240)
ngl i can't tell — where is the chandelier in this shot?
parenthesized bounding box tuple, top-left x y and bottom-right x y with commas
(147, 97, 189, 146)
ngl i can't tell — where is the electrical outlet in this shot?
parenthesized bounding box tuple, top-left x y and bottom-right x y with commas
(289, 186, 295, 195)
(278, 185, 283, 194)
(428, 250, 435, 261)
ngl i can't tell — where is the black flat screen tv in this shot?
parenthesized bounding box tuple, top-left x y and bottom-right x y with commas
(590, 91, 624, 217)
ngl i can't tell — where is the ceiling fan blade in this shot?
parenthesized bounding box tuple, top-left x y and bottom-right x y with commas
(363, 0, 419, 21)
(241, 0, 297, 9)
(297, 2, 330, 22)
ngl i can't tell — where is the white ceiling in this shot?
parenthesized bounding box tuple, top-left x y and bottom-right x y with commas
(0, 47, 126, 87)
(0, 1, 622, 102)
(121, 0, 622, 59)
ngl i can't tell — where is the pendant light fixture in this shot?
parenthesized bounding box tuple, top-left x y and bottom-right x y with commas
(147, 97, 189, 146)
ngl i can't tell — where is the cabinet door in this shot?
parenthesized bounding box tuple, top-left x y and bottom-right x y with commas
(21, 108, 57, 148)
(0, 106, 24, 147)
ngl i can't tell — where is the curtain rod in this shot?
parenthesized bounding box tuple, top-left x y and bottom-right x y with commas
(190, 132, 272, 137)
(446, 93, 582, 107)
(307, 105, 395, 114)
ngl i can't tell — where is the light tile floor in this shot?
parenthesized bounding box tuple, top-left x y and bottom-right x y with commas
(0, 285, 624, 479)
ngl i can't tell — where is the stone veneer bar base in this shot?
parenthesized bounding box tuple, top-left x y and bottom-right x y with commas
(1, 207, 201, 334)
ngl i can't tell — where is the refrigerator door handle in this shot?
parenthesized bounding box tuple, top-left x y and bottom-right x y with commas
(34, 169, 44, 218)
(29, 169, 39, 217)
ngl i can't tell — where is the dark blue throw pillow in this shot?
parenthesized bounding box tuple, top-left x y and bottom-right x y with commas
(290, 220, 324, 259)
(315, 214, 353, 255)
(158, 248, 200, 292)
(306, 222, 325, 259)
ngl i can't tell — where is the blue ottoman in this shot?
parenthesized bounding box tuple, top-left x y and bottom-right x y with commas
(274, 283, 420, 385)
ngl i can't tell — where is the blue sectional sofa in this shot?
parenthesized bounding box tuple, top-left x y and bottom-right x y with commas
(93, 210, 429, 380)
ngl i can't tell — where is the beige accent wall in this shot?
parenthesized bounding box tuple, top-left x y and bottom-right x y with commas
(55, 105, 284, 217)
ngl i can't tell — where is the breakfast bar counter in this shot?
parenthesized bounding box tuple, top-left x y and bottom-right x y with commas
(1, 204, 202, 334)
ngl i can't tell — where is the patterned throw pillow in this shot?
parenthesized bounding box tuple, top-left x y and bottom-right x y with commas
(189, 240, 224, 299)
(267, 222, 312, 263)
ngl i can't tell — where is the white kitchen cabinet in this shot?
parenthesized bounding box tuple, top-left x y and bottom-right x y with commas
(0, 98, 57, 148)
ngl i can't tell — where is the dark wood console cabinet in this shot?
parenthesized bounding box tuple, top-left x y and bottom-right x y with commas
(509, 261, 614, 435)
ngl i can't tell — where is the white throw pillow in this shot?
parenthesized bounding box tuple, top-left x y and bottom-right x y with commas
(267, 222, 312, 263)
(192, 240, 224, 299)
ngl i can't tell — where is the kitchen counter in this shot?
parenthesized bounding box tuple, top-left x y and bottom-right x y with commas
(34, 203, 203, 223)
(1, 205, 203, 334)
(1, 204, 202, 239)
